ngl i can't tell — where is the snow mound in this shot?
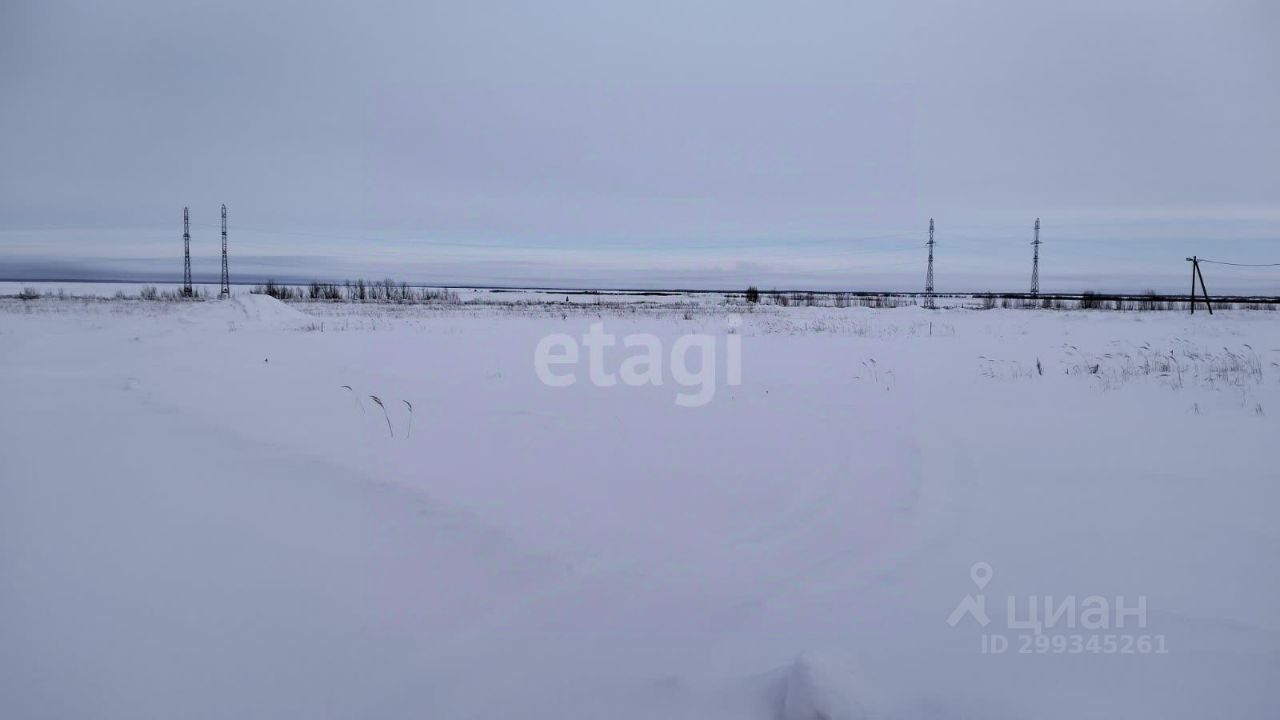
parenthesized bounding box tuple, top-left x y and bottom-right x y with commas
(180, 294, 312, 327)
(225, 294, 309, 322)
(776, 653, 871, 720)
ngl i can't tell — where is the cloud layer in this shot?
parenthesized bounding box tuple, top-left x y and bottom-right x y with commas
(2, 1, 1277, 291)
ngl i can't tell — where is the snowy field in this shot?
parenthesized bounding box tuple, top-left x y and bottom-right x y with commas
(2, 287, 1279, 719)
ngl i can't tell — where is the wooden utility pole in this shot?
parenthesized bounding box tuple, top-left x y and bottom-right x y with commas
(1186, 256, 1213, 315)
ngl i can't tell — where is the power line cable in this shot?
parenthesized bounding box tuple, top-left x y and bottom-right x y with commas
(1197, 259, 1280, 267)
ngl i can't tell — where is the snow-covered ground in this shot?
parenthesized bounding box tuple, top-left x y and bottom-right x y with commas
(2, 289, 1278, 719)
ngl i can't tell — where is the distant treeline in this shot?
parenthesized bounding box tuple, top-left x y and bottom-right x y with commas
(11, 285, 209, 301)
(6, 283, 1277, 311)
(737, 286, 1278, 311)
(251, 279, 461, 304)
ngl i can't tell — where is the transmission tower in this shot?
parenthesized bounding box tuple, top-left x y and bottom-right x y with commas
(924, 218, 936, 309)
(220, 204, 230, 298)
(182, 207, 193, 297)
(1030, 218, 1041, 296)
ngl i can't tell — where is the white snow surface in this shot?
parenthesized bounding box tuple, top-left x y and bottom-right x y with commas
(2, 291, 1279, 718)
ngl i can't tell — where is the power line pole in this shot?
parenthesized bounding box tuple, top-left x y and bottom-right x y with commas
(1030, 218, 1041, 296)
(220, 204, 230, 298)
(1186, 256, 1213, 315)
(182, 206, 192, 297)
(924, 218, 936, 309)
(1189, 256, 1203, 314)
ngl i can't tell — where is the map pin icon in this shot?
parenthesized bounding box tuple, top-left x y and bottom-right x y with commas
(970, 562, 993, 590)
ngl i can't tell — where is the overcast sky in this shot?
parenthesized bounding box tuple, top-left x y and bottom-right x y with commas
(2, 1, 1278, 291)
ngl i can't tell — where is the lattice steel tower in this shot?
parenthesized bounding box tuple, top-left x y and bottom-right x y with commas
(924, 218, 936, 309)
(1030, 218, 1041, 296)
(182, 207, 193, 297)
(220, 204, 230, 298)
